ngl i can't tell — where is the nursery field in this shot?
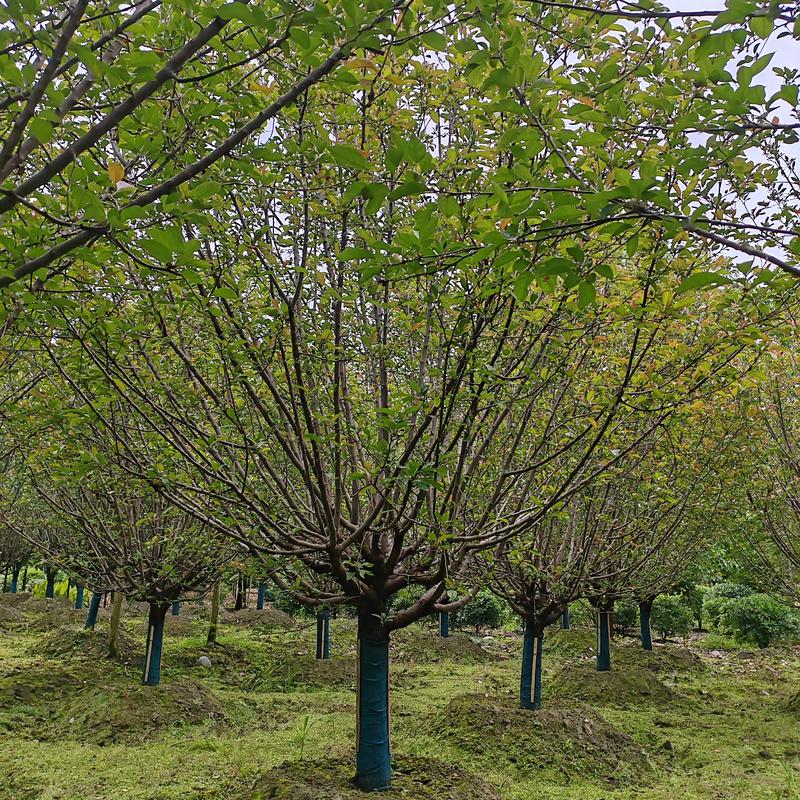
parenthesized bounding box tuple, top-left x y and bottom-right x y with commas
(1, 594, 799, 800)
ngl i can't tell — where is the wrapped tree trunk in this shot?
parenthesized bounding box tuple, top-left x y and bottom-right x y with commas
(75, 584, 84, 610)
(142, 602, 169, 685)
(84, 591, 102, 629)
(256, 581, 266, 610)
(206, 583, 220, 646)
(44, 567, 56, 598)
(639, 598, 654, 651)
(596, 604, 613, 672)
(316, 610, 330, 660)
(9, 565, 20, 594)
(519, 620, 544, 710)
(355, 607, 391, 791)
(561, 608, 570, 630)
(107, 592, 123, 659)
(439, 611, 450, 638)
(171, 601, 180, 616)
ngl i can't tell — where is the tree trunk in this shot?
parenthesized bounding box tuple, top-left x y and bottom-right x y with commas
(439, 611, 450, 638)
(596, 605, 613, 672)
(234, 574, 244, 611)
(75, 584, 84, 610)
(21, 566, 27, 591)
(44, 568, 56, 598)
(206, 583, 220, 645)
(84, 591, 102, 629)
(2, 571, 6, 593)
(107, 591, 123, 659)
(561, 608, 570, 630)
(10, 565, 20, 594)
(171, 601, 180, 616)
(355, 607, 391, 791)
(142, 602, 169, 685)
(639, 598, 654, 651)
(520, 619, 544, 710)
(256, 581, 266, 610)
(316, 610, 330, 659)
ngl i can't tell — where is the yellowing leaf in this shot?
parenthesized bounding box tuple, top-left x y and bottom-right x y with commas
(108, 161, 125, 184)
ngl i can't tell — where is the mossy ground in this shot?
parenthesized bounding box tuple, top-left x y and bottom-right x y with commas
(0, 600, 798, 799)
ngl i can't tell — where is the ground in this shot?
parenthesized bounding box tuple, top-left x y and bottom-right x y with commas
(0, 595, 798, 800)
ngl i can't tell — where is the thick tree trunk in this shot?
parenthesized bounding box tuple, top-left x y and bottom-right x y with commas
(316, 610, 330, 660)
(639, 598, 654, 651)
(171, 601, 180, 616)
(107, 592, 123, 659)
(520, 619, 544, 710)
(84, 591, 102, 629)
(21, 566, 27, 592)
(44, 568, 56, 598)
(234, 574, 244, 611)
(142, 602, 169, 685)
(561, 608, 570, 630)
(75, 584, 84, 610)
(256, 581, 266, 610)
(355, 608, 391, 791)
(439, 611, 450, 638)
(206, 583, 220, 645)
(596, 605, 613, 672)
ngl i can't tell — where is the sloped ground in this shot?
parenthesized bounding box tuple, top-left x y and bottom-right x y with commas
(550, 661, 676, 707)
(248, 755, 500, 800)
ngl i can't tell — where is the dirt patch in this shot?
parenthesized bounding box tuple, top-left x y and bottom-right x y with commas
(391, 631, 498, 664)
(223, 607, 295, 628)
(0, 605, 27, 626)
(34, 627, 138, 664)
(0, 592, 34, 608)
(248, 754, 500, 800)
(551, 662, 675, 707)
(432, 694, 652, 785)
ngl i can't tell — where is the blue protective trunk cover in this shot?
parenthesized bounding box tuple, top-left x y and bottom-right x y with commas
(640, 602, 653, 651)
(561, 608, 570, 630)
(9, 577, 17, 594)
(597, 610, 612, 671)
(45, 575, 55, 598)
(171, 601, 180, 616)
(75, 585, 84, 609)
(84, 591, 101, 629)
(439, 611, 449, 638)
(520, 623, 544, 709)
(256, 582, 266, 611)
(355, 634, 391, 790)
(142, 603, 168, 686)
(316, 611, 331, 660)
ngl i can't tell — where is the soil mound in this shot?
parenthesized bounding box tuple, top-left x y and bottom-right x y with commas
(551, 662, 674, 707)
(391, 631, 498, 664)
(34, 627, 138, 663)
(223, 607, 295, 628)
(544, 628, 597, 657)
(0, 605, 26, 625)
(433, 694, 651, 785)
(275, 654, 356, 689)
(0, 592, 34, 608)
(616, 644, 704, 673)
(248, 755, 500, 800)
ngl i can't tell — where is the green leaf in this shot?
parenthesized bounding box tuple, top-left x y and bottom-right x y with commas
(577, 281, 596, 308)
(140, 238, 172, 263)
(675, 271, 733, 294)
(748, 15, 774, 38)
(329, 144, 371, 171)
(513, 271, 534, 302)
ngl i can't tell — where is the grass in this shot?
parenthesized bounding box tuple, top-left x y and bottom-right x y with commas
(0, 595, 799, 799)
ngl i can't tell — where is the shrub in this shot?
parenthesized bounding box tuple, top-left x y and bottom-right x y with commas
(650, 594, 693, 642)
(613, 600, 638, 635)
(678, 583, 706, 630)
(725, 594, 800, 649)
(567, 599, 596, 628)
(705, 583, 756, 633)
(453, 590, 506, 632)
(263, 585, 312, 618)
(390, 585, 427, 613)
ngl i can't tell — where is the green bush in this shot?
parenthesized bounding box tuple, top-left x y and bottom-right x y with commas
(650, 594, 693, 642)
(389, 585, 427, 613)
(613, 600, 638, 635)
(725, 594, 800, 649)
(453, 590, 506, 632)
(705, 583, 756, 632)
(679, 583, 706, 630)
(567, 599, 596, 628)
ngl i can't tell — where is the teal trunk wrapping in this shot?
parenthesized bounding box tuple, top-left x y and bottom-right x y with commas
(142, 603, 169, 686)
(596, 610, 612, 671)
(316, 611, 330, 659)
(75, 585, 84, 609)
(84, 592, 101, 629)
(45, 574, 55, 598)
(561, 608, 570, 629)
(520, 623, 543, 710)
(171, 601, 180, 616)
(439, 611, 449, 638)
(9, 573, 18, 594)
(639, 602, 653, 651)
(355, 634, 391, 790)
(256, 582, 266, 610)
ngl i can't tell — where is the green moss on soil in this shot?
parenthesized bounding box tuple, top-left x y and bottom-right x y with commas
(544, 628, 597, 657)
(35, 627, 139, 663)
(391, 630, 498, 664)
(223, 607, 294, 628)
(432, 693, 652, 785)
(248, 755, 500, 800)
(550, 662, 675, 708)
